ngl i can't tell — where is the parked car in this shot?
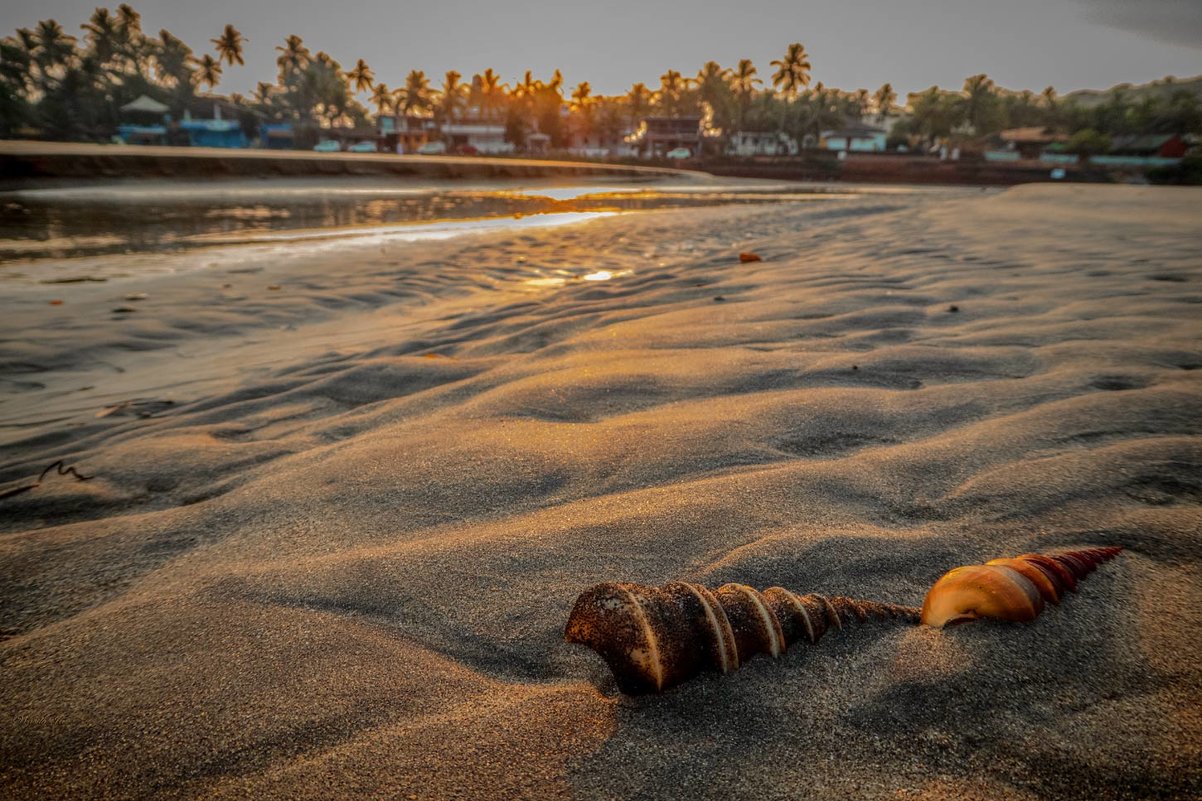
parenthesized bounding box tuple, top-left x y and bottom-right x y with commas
(416, 141, 447, 155)
(313, 140, 340, 152)
(665, 147, 692, 160)
(347, 141, 377, 153)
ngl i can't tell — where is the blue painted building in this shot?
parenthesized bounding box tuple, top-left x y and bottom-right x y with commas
(259, 123, 295, 149)
(116, 124, 168, 146)
(179, 118, 247, 148)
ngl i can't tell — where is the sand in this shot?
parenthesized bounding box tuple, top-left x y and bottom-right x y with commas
(1, 184, 1200, 800)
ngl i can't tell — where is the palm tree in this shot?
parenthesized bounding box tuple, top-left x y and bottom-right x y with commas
(116, 4, 141, 34)
(625, 81, 652, 126)
(732, 59, 760, 97)
(962, 73, 996, 133)
(370, 82, 393, 116)
(658, 69, 689, 116)
(570, 81, 594, 143)
(437, 69, 463, 123)
(908, 86, 962, 145)
(696, 61, 729, 106)
(732, 59, 760, 127)
(874, 83, 896, 121)
(0, 34, 34, 99)
(347, 58, 373, 94)
(275, 34, 308, 75)
(770, 43, 811, 99)
(196, 53, 222, 89)
(111, 4, 146, 79)
(252, 81, 274, 109)
(211, 24, 246, 67)
(570, 81, 592, 110)
(396, 69, 431, 116)
(512, 70, 538, 101)
(81, 8, 119, 66)
(34, 20, 77, 73)
(154, 29, 194, 88)
(851, 89, 870, 120)
(476, 67, 506, 120)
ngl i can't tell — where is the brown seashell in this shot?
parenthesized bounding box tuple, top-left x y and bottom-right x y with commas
(565, 581, 917, 694)
(921, 547, 1122, 628)
(738, 252, 762, 263)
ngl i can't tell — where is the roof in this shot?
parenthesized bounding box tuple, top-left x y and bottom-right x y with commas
(822, 125, 886, 138)
(117, 124, 167, 135)
(179, 119, 241, 132)
(187, 94, 243, 117)
(999, 127, 1065, 144)
(1109, 134, 1179, 153)
(120, 94, 169, 114)
(441, 124, 506, 135)
(642, 116, 701, 131)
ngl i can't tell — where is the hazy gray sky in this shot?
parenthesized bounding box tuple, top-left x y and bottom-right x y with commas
(4, 0, 1200, 98)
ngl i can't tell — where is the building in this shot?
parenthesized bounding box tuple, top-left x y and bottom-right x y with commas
(116, 124, 168, 145)
(567, 126, 636, 158)
(380, 115, 438, 154)
(186, 95, 245, 124)
(440, 122, 514, 155)
(994, 127, 1068, 160)
(259, 123, 295, 150)
(177, 95, 250, 148)
(628, 116, 701, 157)
(1108, 134, 1187, 159)
(178, 118, 247, 148)
(727, 131, 797, 157)
(116, 94, 169, 145)
(1089, 134, 1188, 168)
(821, 123, 888, 153)
(525, 131, 552, 155)
(319, 126, 379, 150)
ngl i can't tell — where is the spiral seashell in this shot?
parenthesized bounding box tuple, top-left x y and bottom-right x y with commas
(564, 581, 918, 694)
(920, 546, 1123, 628)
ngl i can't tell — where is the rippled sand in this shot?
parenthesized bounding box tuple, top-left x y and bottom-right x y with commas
(1, 184, 1200, 799)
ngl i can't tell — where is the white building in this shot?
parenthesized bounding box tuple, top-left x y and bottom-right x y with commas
(821, 123, 888, 153)
(440, 123, 514, 155)
(726, 131, 798, 157)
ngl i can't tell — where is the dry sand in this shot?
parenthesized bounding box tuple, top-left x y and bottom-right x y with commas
(1, 184, 1200, 800)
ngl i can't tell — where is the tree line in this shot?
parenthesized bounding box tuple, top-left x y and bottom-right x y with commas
(2, 5, 1199, 152)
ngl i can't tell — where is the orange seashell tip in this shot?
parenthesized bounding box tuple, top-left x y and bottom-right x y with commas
(921, 547, 1122, 628)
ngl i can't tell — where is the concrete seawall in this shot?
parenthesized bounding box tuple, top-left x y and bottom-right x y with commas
(0, 141, 702, 186)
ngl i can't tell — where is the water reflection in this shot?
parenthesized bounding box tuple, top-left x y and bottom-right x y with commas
(523, 267, 634, 288)
(0, 179, 853, 266)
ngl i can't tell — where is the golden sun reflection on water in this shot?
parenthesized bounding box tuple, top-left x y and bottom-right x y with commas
(524, 268, 633, 288)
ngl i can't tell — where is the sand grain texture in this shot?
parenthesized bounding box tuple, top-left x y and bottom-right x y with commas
(1, 184, 1200, 799)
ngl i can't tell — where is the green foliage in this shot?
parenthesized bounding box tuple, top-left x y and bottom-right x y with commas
(1066, 128, 1112, 156)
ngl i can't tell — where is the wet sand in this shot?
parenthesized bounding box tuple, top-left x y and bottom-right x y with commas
(0, 140, 693, 186)
(1, 184, 1200, 799)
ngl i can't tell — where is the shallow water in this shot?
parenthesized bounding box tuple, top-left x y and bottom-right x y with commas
(0, 177, 871, 281)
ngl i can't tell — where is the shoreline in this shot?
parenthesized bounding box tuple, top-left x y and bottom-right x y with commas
(0, 139, 1146, 189)
(0, 140, 704, 188)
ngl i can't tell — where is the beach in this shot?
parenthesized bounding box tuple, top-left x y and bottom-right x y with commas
(1, 183, 1200, 799)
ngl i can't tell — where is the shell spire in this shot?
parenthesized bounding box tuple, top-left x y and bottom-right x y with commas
(565, 581, 917, 694)
(920, 546, 1123, 628)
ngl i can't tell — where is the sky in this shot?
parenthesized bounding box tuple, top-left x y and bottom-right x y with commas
(3, 0, 1200, 99)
